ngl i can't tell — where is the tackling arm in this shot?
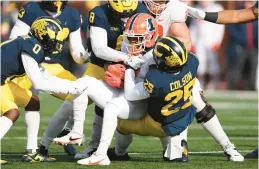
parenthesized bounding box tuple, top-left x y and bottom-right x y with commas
(21, 52, 83, 94)
(124, 69, 150, 101)
(90, 26, 129, 62)
(168, 22, 192, 51)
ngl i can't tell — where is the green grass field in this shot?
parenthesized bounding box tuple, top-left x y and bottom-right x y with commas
(1, 91, 258, 169)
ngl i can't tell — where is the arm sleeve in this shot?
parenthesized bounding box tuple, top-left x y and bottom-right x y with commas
(69, 28, 89, 64)
(124, 69, 150, 101)
(21, 52, 74, 94)
(9, 19, 30, 39)
(90, 26, 129, 62)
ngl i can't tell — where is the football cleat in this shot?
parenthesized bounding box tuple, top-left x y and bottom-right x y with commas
(0, 160, 8, 165)
(244, 148, 258, 159)
(30, 153, 56, 162)
(77, 152, 110, 166)
(64, 144, 77, 156)
(107, 147, 130, 161)
(223, 144, 244, 162)
(57, 128, 77, 156)
(74, 141, 98, 159)
(163, 140, 188, 162)
(29, 144, 56, 162)
(54, 131, 85, 146)
(22, 150, 37, 162)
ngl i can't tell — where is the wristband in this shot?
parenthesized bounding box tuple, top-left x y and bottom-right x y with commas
(204, 12, 219, 23)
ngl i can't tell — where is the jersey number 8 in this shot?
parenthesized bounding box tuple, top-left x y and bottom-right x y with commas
(89, 12, 95, 23)
(161, 78, 196, 116)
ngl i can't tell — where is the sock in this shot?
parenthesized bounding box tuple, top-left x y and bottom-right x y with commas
(160, 136, 169, 151)
(40, 100, 73, 149)
(96, 103, 119, 156)
(0, 116, 13, 139)
(64, 116, 74, 131)
(201, 115, 232, 149)
(165, 135, 183, 160)
(115, 130, 132, 156)
(72, 92, 88, 135)
(25, 111, 40, 153)
(90, 114, 103, 146)
(179, 127, 188, 141)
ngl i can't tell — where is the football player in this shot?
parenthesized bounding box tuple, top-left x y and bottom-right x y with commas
(0, 16, 88, 164)
(187, 0, 258, 159)
(9, 0, 90, 160)
(35, 0, 149, 161)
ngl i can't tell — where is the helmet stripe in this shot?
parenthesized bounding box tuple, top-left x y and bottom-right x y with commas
(163, 37, 185, 63)
(129, 13, 141, 30)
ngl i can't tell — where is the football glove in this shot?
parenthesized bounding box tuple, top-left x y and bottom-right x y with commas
(105, 71, 123, 88)
(124, 55, 145, 70)
(107, 64, 126, 79)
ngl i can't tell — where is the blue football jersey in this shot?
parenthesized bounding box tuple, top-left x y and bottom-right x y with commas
(88, 2, 149, 67)
(1, 35, 45, 85)
(144, 53, 199, 125)
(18, 2, 81, 63)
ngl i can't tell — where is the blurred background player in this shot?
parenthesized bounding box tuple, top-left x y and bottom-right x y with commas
(187, 0, 258, 159)
(189, 1, 225, 89)
(0, 16, 87, 164)
(9, 0, 90, 161)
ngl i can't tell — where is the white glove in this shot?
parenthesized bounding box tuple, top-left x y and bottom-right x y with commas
(124, 55, 145, 70)
(69, 77, 89, 94)
(187, 6, 206, 20)
(83, 48, 91, 63)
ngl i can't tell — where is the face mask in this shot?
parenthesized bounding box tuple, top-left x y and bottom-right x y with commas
(121, 17, 129, 25)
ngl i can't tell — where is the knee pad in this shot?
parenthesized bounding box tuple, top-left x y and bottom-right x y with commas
(195, 104, 216, 123)
(25, 95, 40, 111)
(95, 105, 104, 118)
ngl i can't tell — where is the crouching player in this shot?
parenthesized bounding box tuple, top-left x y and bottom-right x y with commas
(0, 17, 88, 164)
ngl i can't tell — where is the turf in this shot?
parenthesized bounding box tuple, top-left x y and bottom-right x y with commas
(1, 91, 258, 169)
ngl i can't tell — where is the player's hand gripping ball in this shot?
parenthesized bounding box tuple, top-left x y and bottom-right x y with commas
(105, 64, 126, 88)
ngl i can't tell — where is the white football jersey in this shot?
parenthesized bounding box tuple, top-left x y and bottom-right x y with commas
(155, 0, 188, 36)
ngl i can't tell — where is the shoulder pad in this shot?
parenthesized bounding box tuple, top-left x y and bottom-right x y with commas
(21, 36, 45, 63)
(18, 2, 39, 26)
(66, 6, 82, 32)
(88, 5, 107, 28)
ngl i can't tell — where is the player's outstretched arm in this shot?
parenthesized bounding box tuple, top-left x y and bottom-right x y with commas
(187, 3, 258, 24)
(21, 52, 86, 94)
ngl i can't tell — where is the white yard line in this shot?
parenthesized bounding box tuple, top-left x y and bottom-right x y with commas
(2, 136, 258, 141)
(1, 150, 254, 156)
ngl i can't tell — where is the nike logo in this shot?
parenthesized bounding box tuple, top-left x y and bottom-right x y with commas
(88, 158, 105, 165)
(69, 137, 81, 141)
